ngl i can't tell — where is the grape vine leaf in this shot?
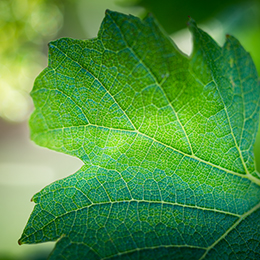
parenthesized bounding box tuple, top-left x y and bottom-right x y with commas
(19, 10, 260, 260)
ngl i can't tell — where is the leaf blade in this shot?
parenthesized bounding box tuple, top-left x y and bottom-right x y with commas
(20, 10, 260, 259)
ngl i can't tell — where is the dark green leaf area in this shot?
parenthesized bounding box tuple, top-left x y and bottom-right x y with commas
(50, 237, 205, 260)
(21, 167, 238, 258)
(205, 207, 260, 260)
(20, 164, 260, 259)
(20, 11, 260, 260)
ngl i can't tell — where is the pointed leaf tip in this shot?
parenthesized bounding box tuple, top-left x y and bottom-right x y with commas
(105, 9, 112, 15)
(187, 17, 197, 28)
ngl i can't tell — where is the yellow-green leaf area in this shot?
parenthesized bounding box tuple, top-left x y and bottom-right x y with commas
(19, 11, 260, 260)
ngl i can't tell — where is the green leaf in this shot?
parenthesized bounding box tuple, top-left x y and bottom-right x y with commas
(19, 10, 260, 260)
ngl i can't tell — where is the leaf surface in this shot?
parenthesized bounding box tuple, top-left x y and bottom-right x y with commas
(19, 11, 260, 260)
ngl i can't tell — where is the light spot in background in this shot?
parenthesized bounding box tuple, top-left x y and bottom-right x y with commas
(29, 3, 63, 39)
(170, 28, 192, 56)
(0, 163, 55, 186)
(0, 83, 30, 122)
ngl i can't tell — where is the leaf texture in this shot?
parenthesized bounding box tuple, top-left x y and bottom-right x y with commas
(19, 11, 260, 260)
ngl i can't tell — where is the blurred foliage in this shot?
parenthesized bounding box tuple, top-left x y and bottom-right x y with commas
(125, 0, 258, 33)
(0, 0, 64, 122)
(125, 0, 260, 74)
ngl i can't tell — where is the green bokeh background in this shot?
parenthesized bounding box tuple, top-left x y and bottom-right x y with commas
(0, 0, 259, 259)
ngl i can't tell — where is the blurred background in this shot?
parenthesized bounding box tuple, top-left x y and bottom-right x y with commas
(0, 0, 259, 259)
